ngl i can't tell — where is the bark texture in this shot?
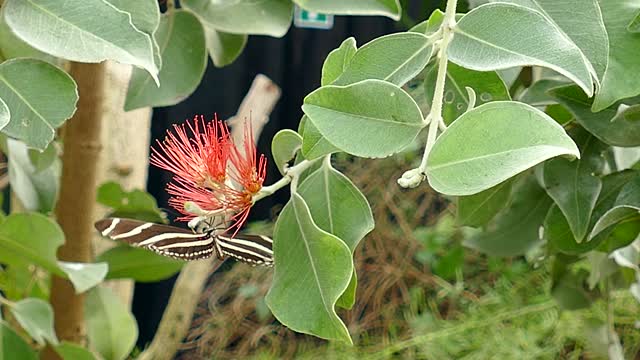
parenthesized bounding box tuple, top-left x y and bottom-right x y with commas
(45, 62, 107, 358)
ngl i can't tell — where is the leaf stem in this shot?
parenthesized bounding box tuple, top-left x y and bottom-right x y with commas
(398, 0, 458, 188)
(0, 294, 14, 307)
(252, 159, 313, 202)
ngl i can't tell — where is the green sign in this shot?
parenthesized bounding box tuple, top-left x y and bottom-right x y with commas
(294, 6, 334, 29)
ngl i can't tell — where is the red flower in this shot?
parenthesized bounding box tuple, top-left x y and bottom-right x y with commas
(150, 115, 266, 234)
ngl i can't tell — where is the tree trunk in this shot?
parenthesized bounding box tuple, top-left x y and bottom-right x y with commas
(93, 61, 152, 306)
(43, 62, 107, 359)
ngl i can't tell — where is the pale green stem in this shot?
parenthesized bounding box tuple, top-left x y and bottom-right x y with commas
(418, 0, 458, 174)
(398, 0, 458, 188)
(252, 159, 313, 202)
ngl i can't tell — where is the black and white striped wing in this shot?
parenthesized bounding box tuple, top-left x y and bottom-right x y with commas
(94, 217, 216, 261)
(216, 234, 274, 267)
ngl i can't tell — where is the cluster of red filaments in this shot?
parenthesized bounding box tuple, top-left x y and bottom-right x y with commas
(150, 115, 267, 235)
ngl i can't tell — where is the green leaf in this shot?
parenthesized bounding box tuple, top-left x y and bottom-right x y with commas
(0, 59, 77, 150)
(266, 193, 353, 343)
(628, 12, 640, 32)
(457, 179, 514, 227)
(0, 16, 58, 64)
(55, 342, 98, 360)
(9, 298, 57, 345)
(501, 0, 608, 83)
(426, 101, 580, 196)
(424, 62, 510, 125)
(28, 141, 58, 173)
(333, 32, 433, 87)
(0, 322, 38, 360)
(546, 170, 638, 254)
(592, 1, 640, 111)
(0, 99, 9, 131)
(294, 0, 401, 20)
(298, 158, 374, 309)
(551, 270, 595, 310)
(449, 3, 593, 96)
(105, 0, 162, 69)
(541, 133, 605, 241)
(549, 85, 640, 147)
(301, 115, 340, 160)
(204, 28, 247, 67)
(464, 175, 551, 256)
(517, 79, 569, 106)
(272, 129, 302, 175)
(589, 177, 640, 241)
(303, 79, 424, 158)
(0, 213, 64, 274)
(58, 262, 108, 294)
(96, 245, 184, 282)
(3, 0, 158, 81)
(85, 286, 138, 360)
(182, 0, 293, 37)
(321, 37, 357, 86)
(97, 182, 166, 223)
(409, 9, 444, 35)
(7, 138, 60, 213)
(125, 10, 207, 111)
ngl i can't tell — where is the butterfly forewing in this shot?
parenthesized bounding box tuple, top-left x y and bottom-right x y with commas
(95, 217, 216, 260)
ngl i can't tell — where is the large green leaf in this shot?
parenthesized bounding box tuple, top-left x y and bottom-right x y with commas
(266, 193, 353, 343)
(0, 59, 77, 150)
(3, 0, 158, 81)
(294, 0, 401, 20)
(424, 62, 510, 125)
(426, 101, 579, 196)
(182, 0, 293, 37)
(303, 79, 424, 158)
(549, 85, 640, 147)
(502, 0, 608, 83)
(457, 178, 514, 227)
(97, 181, 166, 223)
(85, 286, 138, 360)
(592, 1, 640, 111)
(6, 138, 60, 213)
(589, 177, 640, 241)
(448, 3, 593, 96)
(541, 132, 606, 241)
(58, 262, 108, 294)
(298, 158, 374, 309)
(321, 37, 357, 86)
(9, 298, 57, 345)
(546, 170, 638, 254)
(271, 129, 302, 175)
(0, 16, 58, 64)
(464, 175, 551, 256)
(105, 0, 162, 69)
(0, 322, 38, 360)
(300, 115, 340, 160)
(0, 213, 64, 274)
(125, 10, 207, 111)
(55, 342, 98, 360)
(204, 28, 247, 67)
(96, 245, 184, 282)
(333, 32, 433, 87)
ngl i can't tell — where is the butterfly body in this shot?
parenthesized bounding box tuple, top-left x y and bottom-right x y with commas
(95, 217, 273, 267)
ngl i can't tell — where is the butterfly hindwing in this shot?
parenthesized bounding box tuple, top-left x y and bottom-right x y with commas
(216, 234, 274, 267)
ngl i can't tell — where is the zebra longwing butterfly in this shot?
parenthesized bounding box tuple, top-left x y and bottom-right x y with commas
(94, 217, 273, 267)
